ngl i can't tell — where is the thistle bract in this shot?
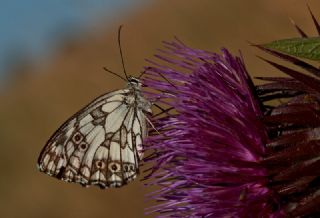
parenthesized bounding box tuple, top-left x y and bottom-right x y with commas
(256, 8, 320, 215)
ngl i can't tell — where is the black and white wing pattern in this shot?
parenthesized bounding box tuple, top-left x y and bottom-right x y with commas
(38, 84, 151, 188)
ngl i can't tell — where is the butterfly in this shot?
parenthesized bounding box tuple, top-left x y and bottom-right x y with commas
(37, 26, 153, 188)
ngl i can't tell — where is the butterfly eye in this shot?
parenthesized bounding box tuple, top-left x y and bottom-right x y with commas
(72, 132, 83, 144)
(79, 142, 88, 150)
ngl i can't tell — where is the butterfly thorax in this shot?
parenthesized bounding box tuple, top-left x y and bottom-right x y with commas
(125, 76, 152, 115)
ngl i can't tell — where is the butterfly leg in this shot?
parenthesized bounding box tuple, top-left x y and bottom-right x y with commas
(152, 104, 173, 118)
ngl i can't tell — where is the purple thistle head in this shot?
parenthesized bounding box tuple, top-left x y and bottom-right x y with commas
(142, 40, 281, 217)
(254, 7, 320, 217)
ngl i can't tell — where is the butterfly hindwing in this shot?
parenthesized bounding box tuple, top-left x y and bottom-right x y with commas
(38, 88, 148, 188)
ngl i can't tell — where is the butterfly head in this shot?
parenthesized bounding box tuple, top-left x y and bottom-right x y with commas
(128, 76, 142, 90)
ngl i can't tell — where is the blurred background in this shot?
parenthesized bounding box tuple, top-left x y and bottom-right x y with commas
(1, 1, 320, 217)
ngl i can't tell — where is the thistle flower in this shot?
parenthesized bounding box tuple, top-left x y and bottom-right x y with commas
(255, 7, 320, 217)
(142, 40, 280, 217)
(143, 7, 320, 218)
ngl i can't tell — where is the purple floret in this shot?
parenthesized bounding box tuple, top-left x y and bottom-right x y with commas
(142, 40, 280, 217)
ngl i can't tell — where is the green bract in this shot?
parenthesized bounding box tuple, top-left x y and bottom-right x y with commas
(263, 37, 320, 60)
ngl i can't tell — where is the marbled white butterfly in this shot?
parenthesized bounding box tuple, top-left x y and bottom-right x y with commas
(37, 26, 152, 188)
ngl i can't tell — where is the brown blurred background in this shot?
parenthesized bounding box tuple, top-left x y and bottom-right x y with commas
(1, 1, 320, 217)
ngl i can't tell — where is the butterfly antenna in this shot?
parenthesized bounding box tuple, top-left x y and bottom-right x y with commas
(138, 67, 177, 89)
(156, 71, 177, 89)
(103, 67, 127, 82)
(118, 25, 129, 81)
(138, 70, 147, 79)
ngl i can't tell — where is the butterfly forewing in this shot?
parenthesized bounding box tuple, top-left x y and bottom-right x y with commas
(38, 84, 151, 188)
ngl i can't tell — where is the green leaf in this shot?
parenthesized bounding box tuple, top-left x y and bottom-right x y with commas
(263, 37, 320, 60)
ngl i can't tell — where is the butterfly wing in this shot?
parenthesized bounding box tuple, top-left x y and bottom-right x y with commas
(38, 89, 147, 188)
